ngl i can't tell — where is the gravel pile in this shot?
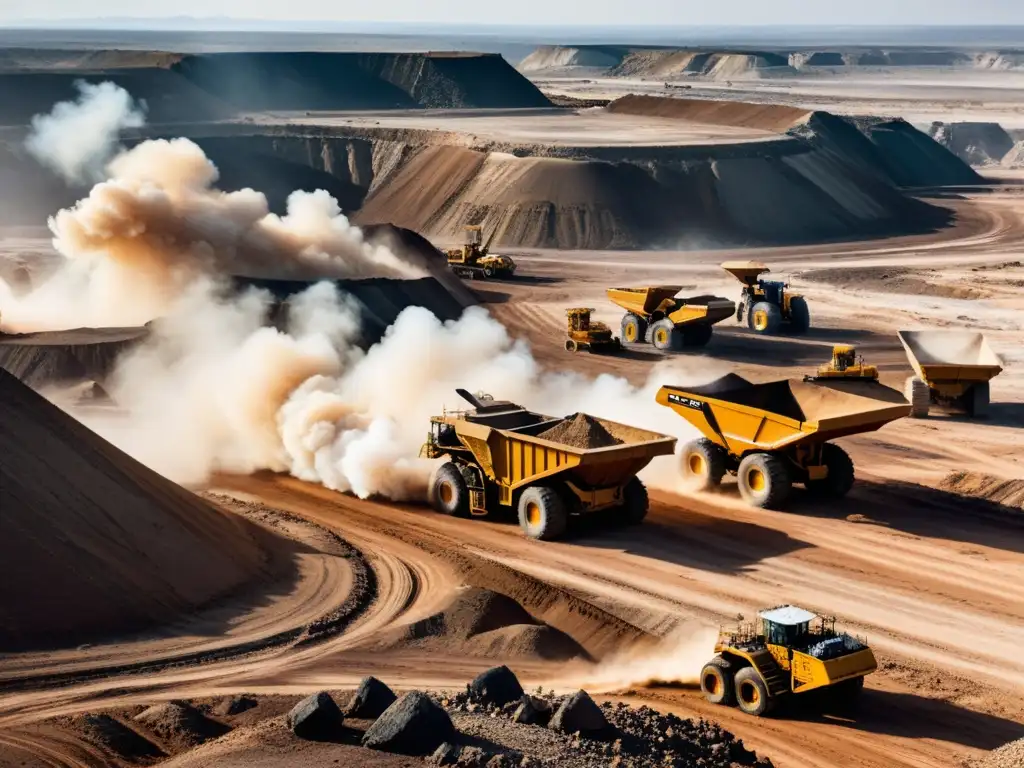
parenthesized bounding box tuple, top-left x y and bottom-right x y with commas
(973, 738, 1024, 768)
(538, 414, 623, 450)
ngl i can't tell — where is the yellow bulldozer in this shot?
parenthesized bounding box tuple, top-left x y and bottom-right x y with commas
(564, 308, 621, 354)
(805, 344, 878, 382)
(722, 261, 810, 335)
(701, 605, 876, 716)
(445, 225, 516, 280)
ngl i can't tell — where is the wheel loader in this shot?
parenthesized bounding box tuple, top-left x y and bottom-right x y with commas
(445, 225, 516, 280)
(606, 286, 735, 352)
(563, 308, 621, 354)
(721, 261, 810, 335)
(701, 605, 876, 717)
(657, 365, 910, 509)
(421, 389, 675, 540)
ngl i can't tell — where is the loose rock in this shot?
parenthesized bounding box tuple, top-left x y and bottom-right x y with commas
(548, 690, 610, 736)
(512, 695, 552, 726)
(469, 666, 525, 707)
(286, 692, 343, 741)
(345, 676, 398, 719)
(362, 691, 456, 755)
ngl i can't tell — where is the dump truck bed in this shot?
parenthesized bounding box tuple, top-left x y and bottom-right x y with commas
(898, 330, 1003, 386)
(442, 399, 675, 491)
(607, 287, 735, 327)
(657, 374, 910, 453)
(607, 286, 684, 316)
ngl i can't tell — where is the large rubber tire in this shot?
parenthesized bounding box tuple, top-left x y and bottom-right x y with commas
(734, 666, 773, 717)
(517, 486, 569, 541)
(905, 376, 931, 418)
(482, 266, 494, 278)
(701, 657, 736, 706)
(621, 314, 647, 345)
(651, 319, 682, 351)
(682, 323, 714, 348)
(430, 462, 469, 518)
(789, 297, 811, 334)
(805, 444, 855, 499)
(682, 438, 728, 491)
(737, 453, 791, 510)
(622, 477, 649, 525)
(565, 339, 579, 353)
(966, 382, 990, 418)
(748, 301, 782, 335)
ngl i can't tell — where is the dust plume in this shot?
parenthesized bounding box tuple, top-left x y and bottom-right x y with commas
(24, 80, 145, 184)
(1, 136, 425, 333)
(559, 624, 720, 692)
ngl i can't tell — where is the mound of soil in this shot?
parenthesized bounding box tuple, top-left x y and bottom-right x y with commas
(392, 588, 586, 662)
(538, 413, 623, 449)
(133, 701, 230, 751)
(940, 472, 1024, 512)
(0, 367, 270, 651)
(607, 95, 809, 132)
(928, 122, 1015, 167)
(973, 737, 1024, 768)
(0, 326, 149, 388)
(73, 713, 165, 761)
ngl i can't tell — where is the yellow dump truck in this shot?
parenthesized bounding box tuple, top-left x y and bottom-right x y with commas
(899, 330, 1003, 418)
(657, 374, 910, 508)
(606, 286, 735, 351)
(701, 605, 876, 716)
(721, 261, 810, 335)
(422, 389, 675, 540)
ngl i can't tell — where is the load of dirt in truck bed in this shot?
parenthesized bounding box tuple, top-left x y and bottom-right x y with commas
(0, 367, 273, 652)
(537, 413, 624, 449)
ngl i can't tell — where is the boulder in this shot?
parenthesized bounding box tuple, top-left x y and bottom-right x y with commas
(362, 691, 456, 755)
(287, 692, 343, 741)
(346, 676, 398, 719)
(430, 742, 462, 766)
(468, 666, 524, 707)
(549, 690, 609, 735)
(512, 695, 551, 726)
(213, 694, 258, 717)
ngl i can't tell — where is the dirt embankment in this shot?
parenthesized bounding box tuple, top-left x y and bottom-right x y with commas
(606, 94, 810, 132)
(928, 122, 1015, 167)
(0, 326, 150, 389)
(0, 368, 274, 652)
(0, 51, 551, 126)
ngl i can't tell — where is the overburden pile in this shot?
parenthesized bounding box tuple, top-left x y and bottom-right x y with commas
(0, 367, 271, 651)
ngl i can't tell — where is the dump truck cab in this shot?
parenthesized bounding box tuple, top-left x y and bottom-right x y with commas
(721, 261, 810, 335)
(422, 389, 675, 540)
(564, 308, 621, 354)
(445, 225, 517, 279)
(701, 605, 876, 716)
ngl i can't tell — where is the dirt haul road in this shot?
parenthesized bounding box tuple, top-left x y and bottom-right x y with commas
(2, 185, 1023, 768)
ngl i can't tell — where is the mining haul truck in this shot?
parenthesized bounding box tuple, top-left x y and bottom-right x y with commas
(422, 389, 675, 540)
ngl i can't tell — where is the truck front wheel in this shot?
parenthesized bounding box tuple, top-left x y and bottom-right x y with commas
(734, 667, 774, 716)
(737, 453, 791, 509)
(517, 486, 569, 541)
(430, 462, 469, 518)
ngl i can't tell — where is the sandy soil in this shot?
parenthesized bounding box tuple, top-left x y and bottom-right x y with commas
(252, 107, 781, 146)
(2, 177, 1023, 767)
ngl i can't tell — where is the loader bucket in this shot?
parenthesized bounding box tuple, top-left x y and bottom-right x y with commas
(721, 261, 771, 286)
(898, 330, 1003, 388)
(607, 286, 683, 316)
(657, 374, 910, 454)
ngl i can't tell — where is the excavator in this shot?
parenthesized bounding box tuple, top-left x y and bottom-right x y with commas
(445, 225, 517, 280)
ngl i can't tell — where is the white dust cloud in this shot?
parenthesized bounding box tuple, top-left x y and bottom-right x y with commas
(561, 624, 720, 692)
(25, 80, 146, 184)
(2, 136, 425, 333)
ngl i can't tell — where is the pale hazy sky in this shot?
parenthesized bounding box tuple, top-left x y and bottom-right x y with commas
(3, 0, 1023, 27)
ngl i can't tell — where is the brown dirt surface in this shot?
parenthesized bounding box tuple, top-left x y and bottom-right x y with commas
(606, 94, 810, 132)
(0, 367, 272, 652)
(538, 413, 624, 449)
(802, 265, 990, 299)
(69, 713, 164, 762)
(940, 471, 1024, 512)
(388, 588, 587, 662)
(131, 701, 229, 751)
